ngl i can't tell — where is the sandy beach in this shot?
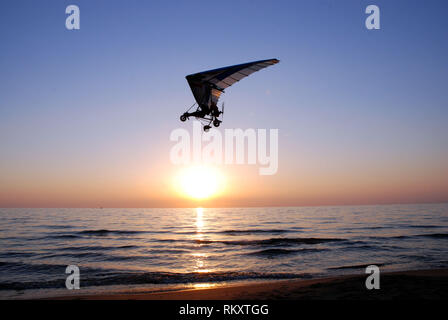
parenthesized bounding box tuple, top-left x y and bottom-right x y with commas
(50, 268, 448, 300)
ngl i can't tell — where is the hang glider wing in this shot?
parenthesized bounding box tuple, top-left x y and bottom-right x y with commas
(186, 58, 279, 106)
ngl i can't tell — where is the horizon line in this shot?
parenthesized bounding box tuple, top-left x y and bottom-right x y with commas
(2, 201, 447, 210)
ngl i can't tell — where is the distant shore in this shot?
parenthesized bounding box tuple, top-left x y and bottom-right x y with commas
(49, 268, 448, 300)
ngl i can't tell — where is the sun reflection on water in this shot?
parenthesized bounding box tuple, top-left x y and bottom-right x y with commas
(193, 207, 210, 273)
(193, 283, 217, 289)
(196, 207, 204, 230)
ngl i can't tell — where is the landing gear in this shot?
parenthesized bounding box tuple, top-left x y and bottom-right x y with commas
(180, 102, 224, 131)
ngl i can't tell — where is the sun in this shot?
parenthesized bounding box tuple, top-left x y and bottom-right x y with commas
(176, 165, 225, 200)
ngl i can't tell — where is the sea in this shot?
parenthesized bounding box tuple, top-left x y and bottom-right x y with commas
(1, 204, 447, 299)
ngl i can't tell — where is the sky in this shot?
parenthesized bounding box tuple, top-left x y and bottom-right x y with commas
(0, 0, 447, 207)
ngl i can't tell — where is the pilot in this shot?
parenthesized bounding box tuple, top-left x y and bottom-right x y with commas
(210, 103, 220, 117)
(198, 104, 209, 116)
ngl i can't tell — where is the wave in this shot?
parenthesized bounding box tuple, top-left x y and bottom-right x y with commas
(38, 252, 110, 259)
(45, 229, 174, 239)
(0, 270, 309, 291)
(247, 248, 326, 256)
(387, 233, 448, 240)
(45, 230, 155, 239)
(0, 252, 35, 258)
(77, 229, 145, 236)
(47, 234, 80, 239)
(143, 249, 190, 254)
(46, 229, 300, 238)
(408, 225, 443, 229)
(0, 261, 93, 274)
(218, 229, 294, 235)
(57, 245, 139, 252)
(419, 233, 448, 239)
(172, 229, 297, 235)
(192, 237, 345, 246)
(40, 225, 75, 230)
(328, 263, 386, 270)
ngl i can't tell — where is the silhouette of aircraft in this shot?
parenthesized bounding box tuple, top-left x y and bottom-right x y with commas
(180, 58, 280, 131)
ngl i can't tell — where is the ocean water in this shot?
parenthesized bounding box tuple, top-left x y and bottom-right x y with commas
(1, 204, 448, 299)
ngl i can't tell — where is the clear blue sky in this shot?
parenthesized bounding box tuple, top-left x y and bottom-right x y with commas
(0, 0, 447, 207)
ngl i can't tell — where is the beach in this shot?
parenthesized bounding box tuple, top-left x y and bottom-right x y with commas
(51, 268, 448, 300)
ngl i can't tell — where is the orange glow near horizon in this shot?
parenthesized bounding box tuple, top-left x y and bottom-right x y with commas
(1, 152, 448, 207)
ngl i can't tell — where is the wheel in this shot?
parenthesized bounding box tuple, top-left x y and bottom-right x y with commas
(203, 125, 211, 132)
(213, 120, 221, 127)
(180, 114, 187, 122)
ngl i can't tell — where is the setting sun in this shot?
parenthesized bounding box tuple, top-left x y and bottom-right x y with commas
(176, 166, 225, 200)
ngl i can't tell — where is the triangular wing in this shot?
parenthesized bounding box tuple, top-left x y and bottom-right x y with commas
(186, 58, 279, 106)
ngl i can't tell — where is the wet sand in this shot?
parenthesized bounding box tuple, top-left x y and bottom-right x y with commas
(50, 268, 448, 300)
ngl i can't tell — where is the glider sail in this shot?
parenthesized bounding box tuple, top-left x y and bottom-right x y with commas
(186, 58, 279, 107)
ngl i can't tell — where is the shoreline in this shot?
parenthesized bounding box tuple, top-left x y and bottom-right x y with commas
(47, 268, 448, 300)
